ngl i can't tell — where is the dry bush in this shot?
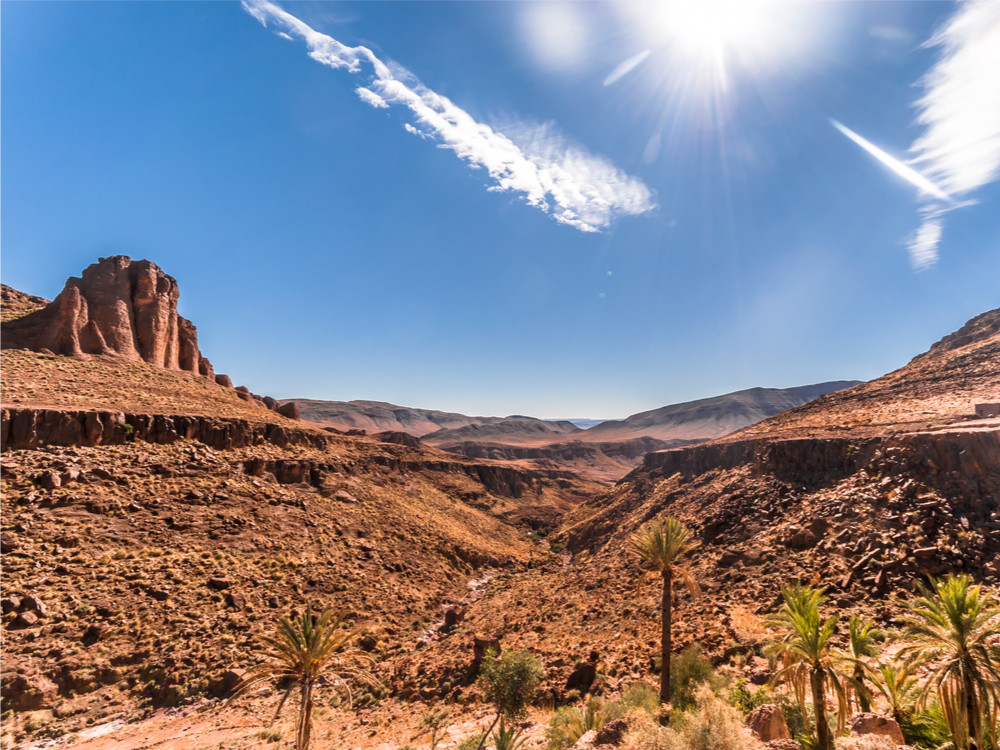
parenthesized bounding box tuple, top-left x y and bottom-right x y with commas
(621, 685, 765, 750)
(729, 605, 769, 646)
(834, 735, 898, 750)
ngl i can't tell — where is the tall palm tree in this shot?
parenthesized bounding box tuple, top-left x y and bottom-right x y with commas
(628, 517, 700, 704)
(231, 605, 376, 750)
(836, 614, 883, 713)
(899, 574, 1000, 750)
(765, 584, 846, 750)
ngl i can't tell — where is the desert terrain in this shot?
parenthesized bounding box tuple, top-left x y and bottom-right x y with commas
(1, 257, 998, 749)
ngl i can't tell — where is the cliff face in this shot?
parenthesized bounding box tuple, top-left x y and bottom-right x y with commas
(2, 256, 213, 379)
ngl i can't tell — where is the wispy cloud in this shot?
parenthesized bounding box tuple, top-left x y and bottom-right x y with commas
(241, 0, 654, 232)
(355, 86, 388, 109)
(906, 0, 1000, 267)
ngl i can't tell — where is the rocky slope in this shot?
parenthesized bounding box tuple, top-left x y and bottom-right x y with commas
(2, 258, 996, 749)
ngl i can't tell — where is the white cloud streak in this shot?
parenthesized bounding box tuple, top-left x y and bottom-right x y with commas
(906, 0, 1000, 267)
(404, 123, 431, 139)
(355, 87, 388, 109)
(241, 0, 654, 232)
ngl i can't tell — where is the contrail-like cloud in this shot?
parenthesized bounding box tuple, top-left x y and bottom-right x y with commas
(831, 119, 955, 204)
(242, 0, 655, 232)
(906, 0, 1000, 267)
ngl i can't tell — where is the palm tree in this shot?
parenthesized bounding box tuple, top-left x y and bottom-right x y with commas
(231, 605, 376, 750)
(836, 614, 883, 713)
(898, 574, 1000, 750)
(765, 583, 846, 750)
(628, 517, 700, 704)
(871, 660, 921, 730)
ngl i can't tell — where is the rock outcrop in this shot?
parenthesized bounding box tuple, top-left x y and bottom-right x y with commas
(0, 408, 327, 452)
(747, 705, 791, 742)
(2, 256, 213, 378)
(849, 713, 905, 745)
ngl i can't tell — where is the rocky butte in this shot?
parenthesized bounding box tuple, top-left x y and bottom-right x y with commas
(2, 256, 214, 379)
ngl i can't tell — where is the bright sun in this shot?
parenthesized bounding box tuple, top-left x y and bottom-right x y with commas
(628, 0, 808, 91)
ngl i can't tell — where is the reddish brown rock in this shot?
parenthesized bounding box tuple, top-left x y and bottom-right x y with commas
(747, 704, 791, 742)
(850, 713, 905, 745)
(277, 401, 301, 420)
(0, 670, 58, 712)
(1, 256, 213, 379)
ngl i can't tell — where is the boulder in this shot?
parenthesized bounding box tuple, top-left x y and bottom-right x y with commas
(747, 705, 791, 742)
(0, 671, 58, 711)
(215, 373, 234, 388)
(566, 661, 598, 693)
(850, 713, 905, 745)
(443, 605, 464, 629)
(595, 718, 628, 745)
(208, 668, 244, 698)
(10, 611, 39, 629)
(277, 401, 301, 420)
(19, 596, 47, 616)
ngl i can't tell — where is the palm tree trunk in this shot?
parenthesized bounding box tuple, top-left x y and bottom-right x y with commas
(812, 669, 831, 750)
(963, 670, 979, 750)
(661, 568, 672, 704)
(297, 679, 314, 750)
(855, 666, 871, 712)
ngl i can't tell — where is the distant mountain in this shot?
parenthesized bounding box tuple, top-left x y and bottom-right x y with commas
(578, 381, 862, 442)
(292, 381, 861, 483)
(552, 419, 608, 430)
(288, 399, 575, 438)
(423, 418, 580, 446)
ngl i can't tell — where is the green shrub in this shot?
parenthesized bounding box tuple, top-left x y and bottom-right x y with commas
(457, 734, 485, 750)
(903, 700, 952, 749)
(730, 679, 770, 715)
(623, 681, 660, 714)
(545, 696, 625, 749)
(478, 650, 545, 723)
(778, 696, 806, 742)
(670, 646, 719, 711)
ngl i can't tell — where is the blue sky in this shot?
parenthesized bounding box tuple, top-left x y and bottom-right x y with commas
(2, 1, 998, 418)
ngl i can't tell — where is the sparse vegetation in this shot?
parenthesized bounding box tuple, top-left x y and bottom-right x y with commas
(546, 696, 625, 749)
(475, 649, 545, 750)
(231, 605, 376, 750)
(629, 517, 701, 704)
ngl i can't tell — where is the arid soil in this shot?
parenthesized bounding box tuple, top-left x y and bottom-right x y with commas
(2, 271, 997, 750)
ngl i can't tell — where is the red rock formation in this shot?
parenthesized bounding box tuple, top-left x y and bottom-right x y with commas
(2, 256, 213, 379)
